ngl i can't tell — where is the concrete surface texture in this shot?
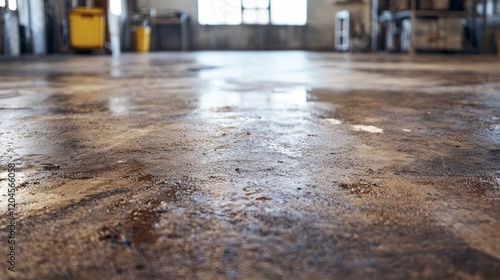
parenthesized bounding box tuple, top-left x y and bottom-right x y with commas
(0, 52, 499, 279)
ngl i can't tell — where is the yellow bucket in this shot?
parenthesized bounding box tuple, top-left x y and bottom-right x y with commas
(133, 27, 151, 52)
(69, 7, 105, 49)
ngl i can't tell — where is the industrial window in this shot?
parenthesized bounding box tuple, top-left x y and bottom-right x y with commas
(8, 0, 16, 10)
(242, 0, 270, 25)
(1, 0, 17, 10)
(198, 0, 307, 25)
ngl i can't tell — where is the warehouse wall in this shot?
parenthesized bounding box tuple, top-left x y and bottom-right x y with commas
(136, 0, 371, 50)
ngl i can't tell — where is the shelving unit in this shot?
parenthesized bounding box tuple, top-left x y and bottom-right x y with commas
(371, 0, 487, 53)
(151, 12, 189, 52)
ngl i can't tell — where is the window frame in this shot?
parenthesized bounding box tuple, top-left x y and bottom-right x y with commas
(197, 0, 307, 26)
(241, 0, 271, 25)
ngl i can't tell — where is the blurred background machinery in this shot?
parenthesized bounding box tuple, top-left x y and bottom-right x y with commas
(1, 0, 499, 56)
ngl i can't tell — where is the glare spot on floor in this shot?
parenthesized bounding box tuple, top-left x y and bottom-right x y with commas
(323, 118, 342, 125)
(351, 125, 383, 134)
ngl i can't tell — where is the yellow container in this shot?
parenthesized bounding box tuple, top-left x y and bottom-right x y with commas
(133, 27, 151, 52)
(69, 7, 105, 49)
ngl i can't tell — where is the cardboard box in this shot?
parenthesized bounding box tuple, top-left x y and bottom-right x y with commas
(438, 18, 463, 50)
(412, 18, 463, 51)
(412, 18, 440, 50)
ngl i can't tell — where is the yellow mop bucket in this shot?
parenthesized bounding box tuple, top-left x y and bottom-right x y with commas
(69, 7, 105, 49)
(133, 26, 151, 52)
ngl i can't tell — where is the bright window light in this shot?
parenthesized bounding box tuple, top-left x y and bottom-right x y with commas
(243, 9, 269, 24)
(110, 0, 122, 15)
(271, 0, 307, 25)
(8, 0, 16, 11)
(198, 0, 306, 25)
(0, 0, 5, 8)
(198, 0, 242, 25)
(242, 0, 269, 9)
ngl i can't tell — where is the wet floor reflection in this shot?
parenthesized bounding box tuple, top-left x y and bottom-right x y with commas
(108, 96, 132, 116)
(351, 125, 383, 134)
(194, 51, 315, 84)
(197, 84, 309, 112)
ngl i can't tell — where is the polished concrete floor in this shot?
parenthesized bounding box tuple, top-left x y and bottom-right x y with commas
(0, 52, 499, 279)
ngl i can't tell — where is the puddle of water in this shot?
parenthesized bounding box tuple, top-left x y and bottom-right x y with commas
(194, 52, 314, 84)
(198, 86, 308, 112)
